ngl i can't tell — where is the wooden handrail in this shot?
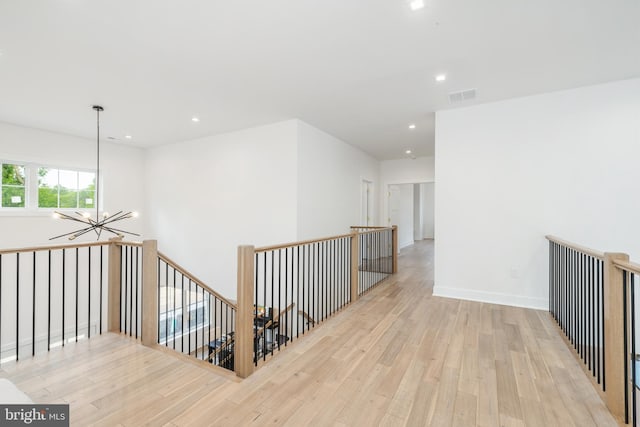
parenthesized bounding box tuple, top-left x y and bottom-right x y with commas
(545, 235, 605, 260)
(255, 228, 393, 253)
(612, 258, 640, 275)
(298, 310, 315, 326)
(114, 241, 143, 248)
(350, 226, 388, 229)
(0, 240, 110, 255)
(357, 227, 393, 236)
(0, 239, 144, 255)
(157, 251, 237, 310)
(255, 233, 354, 253)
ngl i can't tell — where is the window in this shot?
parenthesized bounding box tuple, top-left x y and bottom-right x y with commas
(38, 167, 95, 209)
(0, 160, 97, 213)
(159, 299, 209, 343)
(1, 163, 26, 208)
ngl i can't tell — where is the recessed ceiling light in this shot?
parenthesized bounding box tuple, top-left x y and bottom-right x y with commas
(191, 117, 200, 122)
(435, 74, 447, 82)
(125, 135, 132, 139)
(409, 0, 424, 11)
(408, 124, 416, 129)
(405, 150, 412, 154)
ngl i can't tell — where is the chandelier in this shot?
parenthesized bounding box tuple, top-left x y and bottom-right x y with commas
(50, 105, 139, 240)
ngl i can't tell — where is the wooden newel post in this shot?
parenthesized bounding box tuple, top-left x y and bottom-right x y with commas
(350, 230, 359, 303)
(392, 225, 398, 274)
(107, 237, 123, 332)
(236, 245, 255, 378)
(141, 240, 158, 347)
(604, 252, 630, 420)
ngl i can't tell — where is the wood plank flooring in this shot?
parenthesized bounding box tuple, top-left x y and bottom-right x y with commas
(0, 240, 620, 426)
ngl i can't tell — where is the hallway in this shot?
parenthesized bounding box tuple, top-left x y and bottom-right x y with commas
(0, 240, 618, 426)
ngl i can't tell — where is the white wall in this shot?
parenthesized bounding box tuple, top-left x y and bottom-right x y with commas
(145, 120, 299, 299)
(421, 183, 435, 239)
(296, 121, 379, 239)
(434, 78, 640, 310)
(0, 122, 145, 248)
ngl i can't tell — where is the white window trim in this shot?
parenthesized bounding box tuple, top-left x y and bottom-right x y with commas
(0, 160, 101, 217)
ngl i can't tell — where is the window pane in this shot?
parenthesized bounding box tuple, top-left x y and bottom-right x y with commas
(58, 170, 77, 190)
(38, 167, 57, 187)
(2, 164, 25, 185)
(2, 186, 25, 207)
(38, 168, 58, 208)
(79, 190, 95, 208)
(78, 171, 95, 190)
(38, 186, 58, 208)
(2, 164, 26, 208)
(59, 188, 78, 208)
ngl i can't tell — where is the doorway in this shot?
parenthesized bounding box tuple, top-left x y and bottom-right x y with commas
(388, 182, 435, 250)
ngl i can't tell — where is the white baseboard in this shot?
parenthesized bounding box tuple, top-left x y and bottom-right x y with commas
(432, 286, 548, 311)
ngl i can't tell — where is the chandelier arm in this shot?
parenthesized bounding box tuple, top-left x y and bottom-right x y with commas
(98, 225, 141, 237)
(54, 212, 92, 225)
(49, 225, 96, 241)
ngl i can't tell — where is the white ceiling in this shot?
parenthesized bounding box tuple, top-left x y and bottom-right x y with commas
(0, 1, 639, 160)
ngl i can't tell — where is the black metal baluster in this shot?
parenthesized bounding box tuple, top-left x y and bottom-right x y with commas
(16, 253, 19, 360)
(601, 260, 606, 391)
(164, 263, 170, 346)
(123, 246, 128, 335)
(588, 257, 595, 371)
(631, 272, 636, 427)
(157, 259, 160, 342)
(99, 246, 103, 335)
(75, 248, 79, 342)
(549, 240, 554, 315)
(181, 274, 185, 353)
(284, 248, 288, 349)
(173, 268, 176, 349)
(188, 279, 191, 355)
(208, 293, 211, 362)
(289, 247, 294, 343)
(624, 270, 629, 424)
(87, 247, 91, 339)
(263, 252, 267, 361)
(135, 247, 139, 339)
(201, 287, 205, 360)
(0, 253, 2, 364)
(297, 246, 300, 340)
(571, 251, 578, 350)
(32, 251, 36, 356)
(62, 249, 65, 347)
(596, 257, 601, 384)
(129, 246, 133, 337)
(47, 251, 51, 351)
(254, 253, 257, 365)
(213, 296, 217, 364)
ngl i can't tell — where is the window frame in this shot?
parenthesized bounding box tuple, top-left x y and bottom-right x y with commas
(1, 162, 27, 209)
(0, 159, 99, 216)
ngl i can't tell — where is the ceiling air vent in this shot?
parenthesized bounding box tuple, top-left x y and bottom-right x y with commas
(449, 88, 477, 104)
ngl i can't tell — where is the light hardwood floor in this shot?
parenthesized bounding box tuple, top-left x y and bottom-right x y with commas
(0, 240, 620, 426)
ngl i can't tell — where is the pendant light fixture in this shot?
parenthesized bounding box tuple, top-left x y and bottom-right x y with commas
(50, 105, 139, 240)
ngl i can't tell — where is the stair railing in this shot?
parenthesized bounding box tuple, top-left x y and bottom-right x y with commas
(547, 235, 640, 425)
(235, 225, 398, 378)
